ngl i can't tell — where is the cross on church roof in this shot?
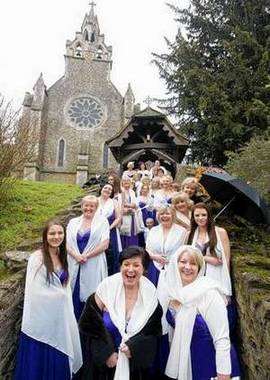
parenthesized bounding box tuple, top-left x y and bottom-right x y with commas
(143, 96, 154, 107)
(89, 1, 96, 11)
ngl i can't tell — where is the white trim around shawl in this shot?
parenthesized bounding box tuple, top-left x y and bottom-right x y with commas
(146, 223, 187, 271)
(96, 273, 158, 380)
(22, 251, 82, 375)
(157, 246, 231, 380)
(191, 227, 232, 296)
(66, 213, 110, 301)
(97, 197, 122, 253)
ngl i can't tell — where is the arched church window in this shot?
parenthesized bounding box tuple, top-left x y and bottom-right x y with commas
(57, 138, 65, 167)
(91, 32, 95, 42)
(97, 45, 103, 59)
(75, 44, 83, 57)
(84, 30, 89, 41)
(103, 143, 109, 168)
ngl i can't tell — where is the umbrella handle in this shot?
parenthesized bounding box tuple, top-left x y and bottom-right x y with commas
(214, 196, 237, 221)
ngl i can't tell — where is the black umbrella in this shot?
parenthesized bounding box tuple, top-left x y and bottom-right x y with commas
(200, 172, 270, 225)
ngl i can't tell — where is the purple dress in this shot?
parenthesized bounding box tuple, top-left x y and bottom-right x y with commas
(166, 309, 241, 380)
(14, 270, 71, 380)
(107, 210, 121, 275)
(120, 194, 139, 249)
(72, 229, 91, 321)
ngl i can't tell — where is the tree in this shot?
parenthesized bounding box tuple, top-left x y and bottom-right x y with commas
(225, 133, 270, 202)
(153, 0, 270, 165)
(0, 95, 37, 202)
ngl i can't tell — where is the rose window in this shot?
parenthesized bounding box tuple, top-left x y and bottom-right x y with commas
(67, 97, 104, 128)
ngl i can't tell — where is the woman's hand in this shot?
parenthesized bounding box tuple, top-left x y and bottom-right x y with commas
(152, 254, 169, 266)
(204, 256, 222, 266)
(217, 374, 231, 380)
(119, 343, 131, 358)
(75, 254, 87, 264)
(106, 352, 118, 368)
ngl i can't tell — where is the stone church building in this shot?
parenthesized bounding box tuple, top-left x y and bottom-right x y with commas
(21, 4, 187, 185)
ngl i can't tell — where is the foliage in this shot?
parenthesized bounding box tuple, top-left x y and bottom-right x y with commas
(153, 0, 270, 165)
(0, 95, 38, 203)
(225, 133, 270, 202)
(0, 180, 83, 252)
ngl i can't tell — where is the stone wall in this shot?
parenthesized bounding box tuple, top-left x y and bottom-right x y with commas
(231, 253, 270, 379)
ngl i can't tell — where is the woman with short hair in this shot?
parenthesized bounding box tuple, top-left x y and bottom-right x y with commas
(171, 192, 193, 230)
(146, 206, 187, 286)
(67, 195, 110, 320)
(79, 246, 162, 380)
(158, 245, 241, 380)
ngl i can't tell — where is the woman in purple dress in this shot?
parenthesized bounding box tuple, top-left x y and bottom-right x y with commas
(98, 183, 122, 275)
(158, 245, 241, 380)
(146, 206, 187, 287)
(67, 195, 110, 321)
(14, 220, 82, 380)
(119, 177, 142, 249)
(79, 246, 162, 380)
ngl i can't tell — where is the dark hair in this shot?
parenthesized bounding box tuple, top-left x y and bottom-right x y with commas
(99, 183, 115, 198)
(119, 246, 150, 270)
(108, 174, 121, 195)
(41, 220, 69, 285)
(187, 203, 217, 257)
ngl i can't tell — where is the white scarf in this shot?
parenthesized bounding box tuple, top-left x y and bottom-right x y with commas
(66, 213, 110, 301)
(157, 246, 226, 380)
(120, 189, 143, 236)
(96, 273, 158, 380)
(22, 251, 82, 375)
(175, 210, 191, 229)
(192, 227, 232, 296)
(98, 197, 122, 253)
(146, 223, 187, 270)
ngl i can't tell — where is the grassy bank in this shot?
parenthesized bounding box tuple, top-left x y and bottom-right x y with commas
(0, 180, 83, 252)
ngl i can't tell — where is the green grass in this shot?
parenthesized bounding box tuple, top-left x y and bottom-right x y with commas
(0, 180, 83, 252)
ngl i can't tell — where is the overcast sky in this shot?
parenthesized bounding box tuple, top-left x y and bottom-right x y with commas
(0, 0, 189, 109)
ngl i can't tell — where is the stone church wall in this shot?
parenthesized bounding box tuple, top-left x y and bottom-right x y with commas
(40, 58, 123, 183)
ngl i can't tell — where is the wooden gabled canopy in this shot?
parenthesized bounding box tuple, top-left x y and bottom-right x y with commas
(106, 107, 188, 176)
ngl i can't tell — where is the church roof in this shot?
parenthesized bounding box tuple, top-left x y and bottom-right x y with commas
(106, 106, 188, 147)
(134, 106, 165, 118)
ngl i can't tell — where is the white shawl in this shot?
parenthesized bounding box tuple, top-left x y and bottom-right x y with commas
(175, 210, 191, 229)
(22, 251, 82, 375)
(146, 223, 187, 270)
(120, 189, 143, 236)
(192, 227, 232, 296)
(157, 246, 231, 380)
(67, 213, 110, 301)
(97, 197, 122, 252)
(96, 273, 158, 380)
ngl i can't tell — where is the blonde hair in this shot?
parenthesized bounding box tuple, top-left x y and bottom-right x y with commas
(140, 184, 150, 195)
(81, 195, 99, 208)
(157, 206, 175, 222)
(172, 192, 193, 209)
(178, 246, 204, 272)
(181, 177, 198, 189)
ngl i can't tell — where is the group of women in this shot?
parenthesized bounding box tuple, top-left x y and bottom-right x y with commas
(14, 161, 241, 380)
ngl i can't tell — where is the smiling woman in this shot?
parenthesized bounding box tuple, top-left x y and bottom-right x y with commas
(13, 220, 82, 380)
(79, 246, 162, 380)
(66, 195, 110, 321)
